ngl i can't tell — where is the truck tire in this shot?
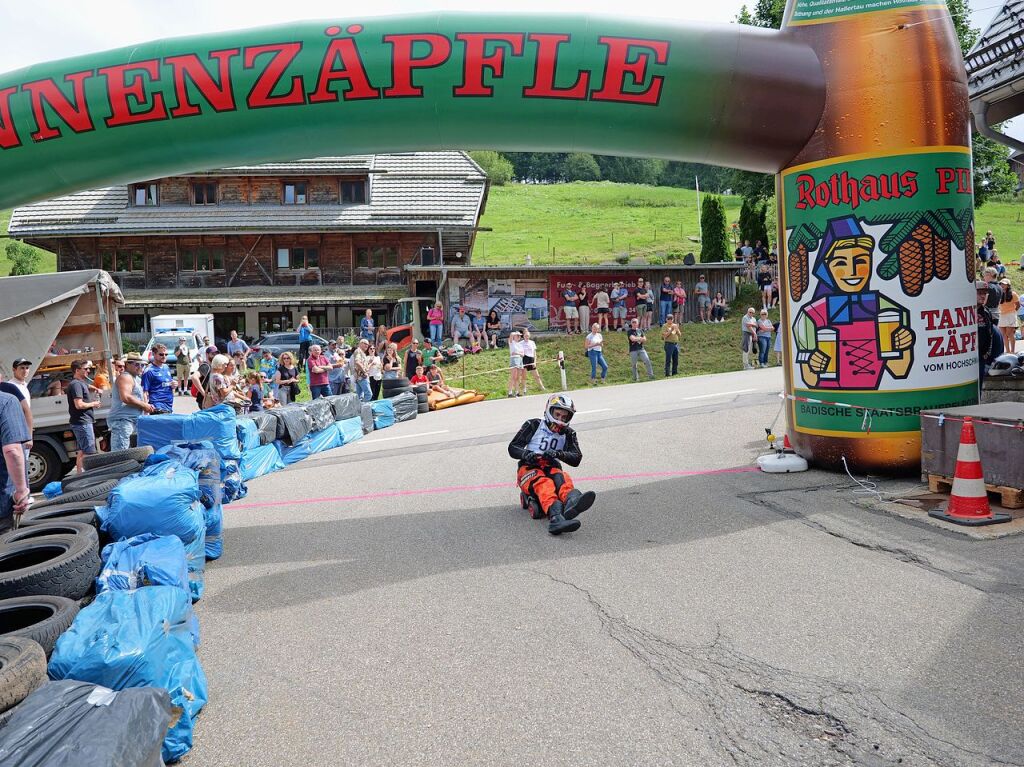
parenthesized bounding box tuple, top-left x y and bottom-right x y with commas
(60, 462, 140, 493)
(26, 443, 62, 493)
(0, 534, 101, 601)
(20, 504, 100, 528)
(82, 446, 153, 471)
(0, 521, 98, 547)
(0, 595, 79, 657)
(0, 637, 46, 714)
(382, 377, 410, 391)
(32, 479, 120, 510)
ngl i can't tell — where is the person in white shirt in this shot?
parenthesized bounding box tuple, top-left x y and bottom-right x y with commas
(584, 323, 608, 383)
(520, 329, 545, 393)
(507, 330, 525, 397)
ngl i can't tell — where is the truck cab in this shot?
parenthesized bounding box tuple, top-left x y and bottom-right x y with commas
(388, 297, 435, 351)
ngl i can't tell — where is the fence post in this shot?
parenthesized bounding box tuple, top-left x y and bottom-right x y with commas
(558, 350, 567, 391)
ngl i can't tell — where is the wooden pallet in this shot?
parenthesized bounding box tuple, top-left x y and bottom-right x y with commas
(927, 474, 1024, 510)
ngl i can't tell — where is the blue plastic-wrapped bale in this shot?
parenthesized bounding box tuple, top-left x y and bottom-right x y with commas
(240, 443, 285, 480)
(137, 404, 240, 461)
(96, 534, 189, 599)
(98, 463, 204, 545)
(220, 458, 247, 503)
(336, 416, 364, 446)
(236, 418, 260, 451)
(150, 442, 222, 511)
(184, 533, 205, 602)
(0, 680, 173, 767)
(276, 438, 311, 466)
(204, 503, 223, 561)
(308, 426, 342, 454)
(371, 398, 396, 430)
(48, 586, 208, 764)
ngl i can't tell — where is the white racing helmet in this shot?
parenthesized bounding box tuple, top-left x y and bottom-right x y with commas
(544, 393, 576, 433)
(988, 353, 1024, 377)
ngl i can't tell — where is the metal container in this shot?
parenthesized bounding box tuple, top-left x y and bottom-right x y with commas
(920, 403, 1024, 489)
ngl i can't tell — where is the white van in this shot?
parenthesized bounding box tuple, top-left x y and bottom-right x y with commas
(144, 314, 215, 374)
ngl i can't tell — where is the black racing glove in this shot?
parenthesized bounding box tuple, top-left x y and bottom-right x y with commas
(543, 449, 562, 463)
(521, 451, 541, 467)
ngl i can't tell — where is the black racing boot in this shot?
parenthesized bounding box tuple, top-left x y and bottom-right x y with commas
(563, 490, 596, 520)
(547, 501, 581, 535)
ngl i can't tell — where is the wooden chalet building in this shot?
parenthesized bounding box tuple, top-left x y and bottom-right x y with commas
(8, 152, 488, 340)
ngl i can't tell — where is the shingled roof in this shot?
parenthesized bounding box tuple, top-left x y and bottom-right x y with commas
(8, 151, 488, 238)
(967, 1, 1024, 139)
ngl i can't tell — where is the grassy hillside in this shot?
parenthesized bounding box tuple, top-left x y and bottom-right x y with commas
(0, 209, 56, 276)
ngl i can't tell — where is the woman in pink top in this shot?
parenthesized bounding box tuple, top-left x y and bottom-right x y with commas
(672, 281, 687, 324)
(427, 302, 445, 345)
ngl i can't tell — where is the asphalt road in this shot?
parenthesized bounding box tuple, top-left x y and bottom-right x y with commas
(185, 368, 1024, 767)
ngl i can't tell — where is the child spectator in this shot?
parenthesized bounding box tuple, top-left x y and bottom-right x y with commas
(410, 366, 429, 386)
(246, 371, 264, 412)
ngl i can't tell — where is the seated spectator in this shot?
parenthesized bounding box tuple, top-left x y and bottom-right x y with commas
(410, 366, 429, 386)
(451, 306, 473, 347)
(710, 291, 727, 323)
(421, 338, 438, 371)
(485, 310, 502, 347)
(427, 364, 456, 397)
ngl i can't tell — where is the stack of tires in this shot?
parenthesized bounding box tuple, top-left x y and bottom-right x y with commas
(382, 376, 412, 400)
(0, 447, 149, 724)
(413, 383, 430, 414)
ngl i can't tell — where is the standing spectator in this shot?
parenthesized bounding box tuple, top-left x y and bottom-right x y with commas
(756, 310, 774, 367)
(420, 338, 437, 372)
(658, 276, 674, 326)
(353, 339, 373, 402)
(982, 267, 1001, 321)
(307, 344, 332, 400)
(694, 274, 710, 323)
(627, 318, 655, 381)
(711, 291, 727, 323)
(374, 324, 389, 355)
(997, 278, 1019, 353)
(673, 280, 687, 323)
(297, 316, 313, 371)
(245, 372, 265, 412)
(427, 302, 445, 345)
(68, 359, 100, 474)
(359, 309, 375, 343)
(367, 347, 383, 400)
(205, 355, 233, 409)
(521, 329, 546, 393)
(226, 330, 250, 360)
(485, 309, 502, 348)
(610, 282, 628, 331)
(190, 346, 218, 410)
(592, 286, 610, 331)
(577, 285, 591, 336)
(382, 344, 402, 381)
(562, 283, 580, 334)
(1, 368, 32, 440)
(585, 323, 608, 384)
(451, 306, 473, 347)
(661, 316, 681, 376)
(1, 386, 30, 531)
(173, 337, 190, 395)
(326, 341, 347, 395)
(507, 330, 525, 397)
(634, 278, 651, 331)
(108, 353, 154, 451)
(274, 353, 300, 405)
(141, 344, 174, 414)
(773, 320, 784, 366)
(404, 339, 423, 379)
(9, 358, 31, 401)
(741, 307, 758, 369)
(757, 265, 773, 310)
(977, 281, 1002, 390)
(258, 348, 279, 397)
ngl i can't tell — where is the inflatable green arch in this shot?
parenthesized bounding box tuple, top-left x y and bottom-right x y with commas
(0, 1, 976, 473)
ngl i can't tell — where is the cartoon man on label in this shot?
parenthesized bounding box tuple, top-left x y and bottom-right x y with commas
(793, 216, 914, 390)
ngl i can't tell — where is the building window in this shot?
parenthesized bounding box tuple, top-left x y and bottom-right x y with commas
(180, 247, 224, 272)
(276, 247, 319, 270)
(356, 246, 399, 269)
(100, 250, 144, 273)
(131, 183, 158, 206)
(192, 182, 218, 205)
(258, 312, 292, 334)
(341, 180, 366, 204)
(283, 182, 307, 205)
(120, 314, 146, 333)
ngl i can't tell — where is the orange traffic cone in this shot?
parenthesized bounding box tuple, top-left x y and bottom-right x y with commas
(782, 434, 794, 452)
(929, 417, 1011, 527)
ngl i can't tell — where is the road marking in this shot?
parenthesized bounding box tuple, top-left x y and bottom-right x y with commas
(576, 408, 612, 415)
(358, 429, 450, 444)
(230, 466, 759, 510)
(682, 388, 757, 401)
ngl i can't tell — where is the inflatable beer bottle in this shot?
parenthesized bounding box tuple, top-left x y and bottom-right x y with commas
(778, 0, 977, 474)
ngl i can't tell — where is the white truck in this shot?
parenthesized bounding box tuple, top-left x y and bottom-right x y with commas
(142, 314, 214, 375)
(0, 270, 122, 490)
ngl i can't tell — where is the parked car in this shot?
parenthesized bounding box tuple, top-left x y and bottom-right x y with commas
(251, 332, 330, 359)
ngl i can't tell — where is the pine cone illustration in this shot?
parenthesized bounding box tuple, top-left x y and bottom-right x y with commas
(964, 225, 975, 282)
(788, 243, 809, 301)
(934, 236, 951, 280)
(912, 223, 934, 283)
(898, 238, 926, 297)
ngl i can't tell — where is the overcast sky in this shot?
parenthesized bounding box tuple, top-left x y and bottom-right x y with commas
(0, 0, 1016, 136)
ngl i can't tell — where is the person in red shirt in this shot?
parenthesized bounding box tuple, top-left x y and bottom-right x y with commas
(306, 344, 332, 399)
(410, 366, 429, 386)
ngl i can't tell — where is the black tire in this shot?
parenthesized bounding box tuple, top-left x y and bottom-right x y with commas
(62, 459, 141, 484)
(0, 534, 101, 601)
(385, 386, 413, 397)
(382, 377, 410, 390)
(20, 504, 100, 529)
(26, 443, 62, 493)
(60, 463, 140, 494)
(82, 446, 153, 471)
(0, 595, 79, 657)
(416, 392, 428, 403)
(0, 636, 46, 714)
(417, 402, 430, 414)
(0, 521, 98, 547)
(32, 479, 120, 510)
(412, 383, 428, 394)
